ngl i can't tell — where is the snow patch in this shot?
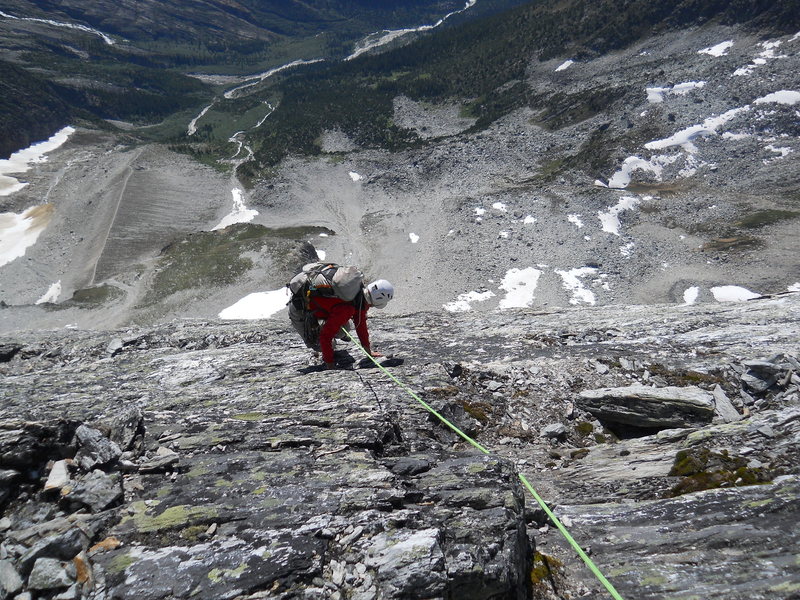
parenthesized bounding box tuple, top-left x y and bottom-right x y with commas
(555, 267, 598, 305)
(0, 204, 54, 268)
(683, 286, 700, 305)
(645, 107, 749, 153)
(36, 281, 61, 305)
(212, 189, 258, 230)
(523, 215, 536, 225)
(498, 268, 542, 309)
(219, 289, 290, 320)
(646, 81, 705, 103)
(710, 286, 760, 302)
(789, 282, 800, 292)
(1, 126, 75, 196)
(409, 232, 419, 243)
(443, 290, 495, 312)
(734, 40, 789, 76)
(492, 202, 507, 212)
(555, 60, 574, 72)
(763, 145, 793, 163)
(722, 132, 750, 140)
(598, 196, 640, 236)
(348, 171, 363, 182)
(316, 249, 327, 260)
(568, 214, 583, 228)
(698, 41, 733, 56)
(754, 90, 800, 106)
(607, 155, 679, 188)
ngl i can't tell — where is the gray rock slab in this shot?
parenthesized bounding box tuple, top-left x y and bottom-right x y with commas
(553, 476, 800, 600)
(44, 459, 71, 492)
(104, 405, 144, 454)
(138, 447, 179, 473)
(0, 560, 23, 596)
(74, 425, 121, 470)
(712, 385, 742, 422)
(741, 371, 778, 393)
(18, 528, 87, 575)
(61, 470, 122, 512)
(27, 558, 73, 590)
(0, 294, 798, 600)
(577, 385, 715, 429)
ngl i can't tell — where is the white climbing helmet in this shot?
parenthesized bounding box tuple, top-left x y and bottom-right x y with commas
(365, 279, 394, 308)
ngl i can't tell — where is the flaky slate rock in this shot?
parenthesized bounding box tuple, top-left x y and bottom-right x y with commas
(17, 528, 87, 575)
(73, 426, 121, 471)
(556, 476, 800, 599)
(0, 422, 78, 470)
(60, 470, 122, 513)
(577, 384, 715, 429)
(104, 406, 145, 455)
(0, 470, 19, 505)
(712, 385, 742, 422)
(0, 296, 798, 600)
(26, 558, 72, 591)
(0, 560, 23, 597)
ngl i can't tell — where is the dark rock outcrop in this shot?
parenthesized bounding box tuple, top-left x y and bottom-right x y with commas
(0, 295, 799, 599)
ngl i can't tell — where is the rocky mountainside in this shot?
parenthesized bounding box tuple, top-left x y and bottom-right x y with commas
(1, 294, 799, 599)
(1, 3, 800, 598)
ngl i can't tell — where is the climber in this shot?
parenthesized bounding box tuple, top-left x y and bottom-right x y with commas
(288, 263, 394, 369)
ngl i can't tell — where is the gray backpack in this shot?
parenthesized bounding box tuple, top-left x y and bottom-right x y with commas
(288, 262, 364, 310)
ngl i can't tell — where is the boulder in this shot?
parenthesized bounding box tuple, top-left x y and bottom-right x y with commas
(18, 528, 88, 575)
(27, 558, 73, 591)
(74, 425, 121, 470)
(105, 406, 145, 454)
(0, 560, 23, 597)
(541, 423, 567, 439)
(44, 460, 71, 492)
(60, 470, 122, 513)
(577, 385, 715, 429)
(711, 385, 742, 422)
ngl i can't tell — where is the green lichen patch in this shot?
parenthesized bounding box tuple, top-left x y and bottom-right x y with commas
(180, 525, 208, 542)
(770, 581, 800, 594)
(107, 552, 138, 574)
(530, 551, 565, 589)
(119, 503, 219, 533)
(232, 412, 268, 421)
(459, 399, 492, 423)
(208, 562, 248, 583)
(667, 448, 772, 497)
(425, 385, 460, 398)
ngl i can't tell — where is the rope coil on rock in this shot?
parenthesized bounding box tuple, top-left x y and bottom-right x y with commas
(341, 328, 626, 600)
